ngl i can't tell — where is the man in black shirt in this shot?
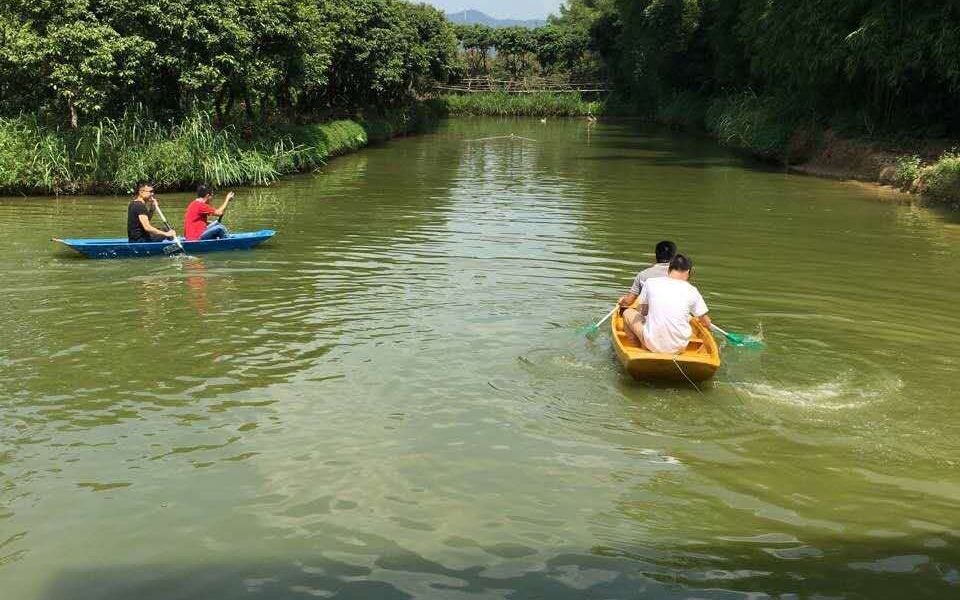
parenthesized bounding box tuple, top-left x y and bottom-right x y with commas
(127, 182, 177, 243)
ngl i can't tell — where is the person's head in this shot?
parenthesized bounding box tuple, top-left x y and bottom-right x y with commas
(668, 253, 693, 280)
(655, 240, 677, 263)
(135, 181, 154, 200)
(196, 185, 214, 202)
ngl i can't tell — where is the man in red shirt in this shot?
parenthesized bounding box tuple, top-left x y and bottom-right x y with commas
(183, 185, 234, 241)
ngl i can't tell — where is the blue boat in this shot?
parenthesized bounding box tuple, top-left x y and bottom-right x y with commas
(53, 230, 276, 259)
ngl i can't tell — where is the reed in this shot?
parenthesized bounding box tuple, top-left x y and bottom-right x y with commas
(704, 93, 799, 161)
(0, 102, 446, 195)
(441, 92, 603, 117)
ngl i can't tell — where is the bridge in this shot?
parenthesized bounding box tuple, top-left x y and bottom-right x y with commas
(434, 77, 612, 94)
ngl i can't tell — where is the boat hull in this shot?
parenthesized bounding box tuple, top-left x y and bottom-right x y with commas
(612, 309, 721, 382)
(53, 230, 275, 259)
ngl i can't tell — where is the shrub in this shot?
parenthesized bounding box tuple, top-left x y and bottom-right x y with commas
(919, 152, 960, 204)
(891, 154, 921, 189)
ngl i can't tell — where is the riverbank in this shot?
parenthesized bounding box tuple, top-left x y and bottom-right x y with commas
(790, 133, 960, 209)
(0, 100, 448, 196)
(657, 91, 960, 208)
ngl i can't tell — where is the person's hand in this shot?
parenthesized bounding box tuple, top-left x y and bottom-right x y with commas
(150, 195, 159, 207)
(165, 229, 177, 239)
(618, 295, 628, 307)
(225, 191, 235, 202)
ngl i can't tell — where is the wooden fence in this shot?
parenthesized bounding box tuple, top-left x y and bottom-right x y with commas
(434, 77, 612, 94)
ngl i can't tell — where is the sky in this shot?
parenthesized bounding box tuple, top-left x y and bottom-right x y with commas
(423, 0, 565, 21)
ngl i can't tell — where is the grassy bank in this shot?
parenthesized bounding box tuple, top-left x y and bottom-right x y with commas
(657, 91, 814, 162)
(0, 101, 447, 196)
(656, 91, 960, 207)
(440, 92, 604, 117)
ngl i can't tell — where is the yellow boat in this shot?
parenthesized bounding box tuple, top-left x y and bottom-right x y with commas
(611, 309, 721, 382)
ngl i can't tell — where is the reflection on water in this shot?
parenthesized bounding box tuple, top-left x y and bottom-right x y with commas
(185, 261, 209, 316)
(1, 118, 959, 599)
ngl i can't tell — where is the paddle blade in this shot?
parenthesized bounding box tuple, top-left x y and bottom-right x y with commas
(723, 331, 764, 349)
(162, 243, 181, 255)
(575, 323, 600, 336)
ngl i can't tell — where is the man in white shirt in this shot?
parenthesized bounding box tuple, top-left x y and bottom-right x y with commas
(617, 240, 676, 309)
(621, 254, 712, 354)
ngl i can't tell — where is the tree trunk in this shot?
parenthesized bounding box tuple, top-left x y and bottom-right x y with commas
(243, 91, 254, 122)
(68, 101, 78, 128)
(214, 87, 227, 125)
(260, 93, 270, 122)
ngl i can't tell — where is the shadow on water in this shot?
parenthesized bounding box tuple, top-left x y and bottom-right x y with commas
(39, 538, 959, 599)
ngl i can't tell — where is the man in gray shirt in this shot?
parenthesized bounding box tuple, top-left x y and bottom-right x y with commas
(618, 240, 677, 309)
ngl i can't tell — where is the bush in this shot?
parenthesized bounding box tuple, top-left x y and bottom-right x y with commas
(919, 152, 960, 204)
(891, 154, 921, 189)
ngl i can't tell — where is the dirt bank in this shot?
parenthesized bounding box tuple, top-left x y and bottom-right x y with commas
(790, 130, 958, 208)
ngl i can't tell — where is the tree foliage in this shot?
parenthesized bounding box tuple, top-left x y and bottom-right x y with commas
(557, 0, 960, 135)
(0, 0, 458, 126)
(451, 19, 599, 80)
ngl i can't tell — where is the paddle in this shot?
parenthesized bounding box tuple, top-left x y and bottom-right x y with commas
(151, 199, 185, 256)
(215, 191, 235, 226)
(577, 305, 619, 336)
(711, 323, 764, 349)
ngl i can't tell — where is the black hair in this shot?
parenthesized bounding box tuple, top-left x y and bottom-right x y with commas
(196, 185, 213, 198)
(135, 181, 153, 192)
(668, 253, 693, 273)
(655, 240, 677, 263)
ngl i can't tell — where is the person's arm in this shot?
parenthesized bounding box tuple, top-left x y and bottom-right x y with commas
(213, 191, 234, 217)
(138, 213, 175, 238)
(636, 282, 649, 317)
(691, 288, 710, 329)
(619, 273, 643, 307)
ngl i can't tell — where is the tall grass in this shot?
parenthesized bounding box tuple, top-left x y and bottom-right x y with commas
(441, 92, 603, 117)
(656, 91, 708, 130)
(0, 102, 447, 195)
(705, 93, 801, 162)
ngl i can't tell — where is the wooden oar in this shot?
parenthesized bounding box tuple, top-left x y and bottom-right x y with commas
(151, 200, 185, 255)
(577, 305, 619, 336)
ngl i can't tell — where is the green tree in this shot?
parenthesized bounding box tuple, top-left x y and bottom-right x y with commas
(0, 0, 459, 125)
(493, 26, 536, 79)
(454, 23, 495, 77)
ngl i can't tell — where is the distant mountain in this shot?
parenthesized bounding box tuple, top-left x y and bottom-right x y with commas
(446, 9, 545, 28)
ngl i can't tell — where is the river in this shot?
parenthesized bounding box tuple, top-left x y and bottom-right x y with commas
(2, 118, 959, 598)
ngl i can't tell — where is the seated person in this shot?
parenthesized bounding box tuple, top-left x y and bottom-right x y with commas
(128, 182, 176, 243)
(621, 254, 712, 353)
(618, 240, 676, 309)
(183, 185, 234, 241)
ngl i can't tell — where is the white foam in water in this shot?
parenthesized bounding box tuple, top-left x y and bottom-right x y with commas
(739, 372, 904, 410)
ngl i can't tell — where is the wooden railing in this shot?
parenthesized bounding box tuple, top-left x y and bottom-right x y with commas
(434, 77, 612, 94)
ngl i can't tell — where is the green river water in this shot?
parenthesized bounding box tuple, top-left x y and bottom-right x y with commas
(2, 118, 959, 599)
